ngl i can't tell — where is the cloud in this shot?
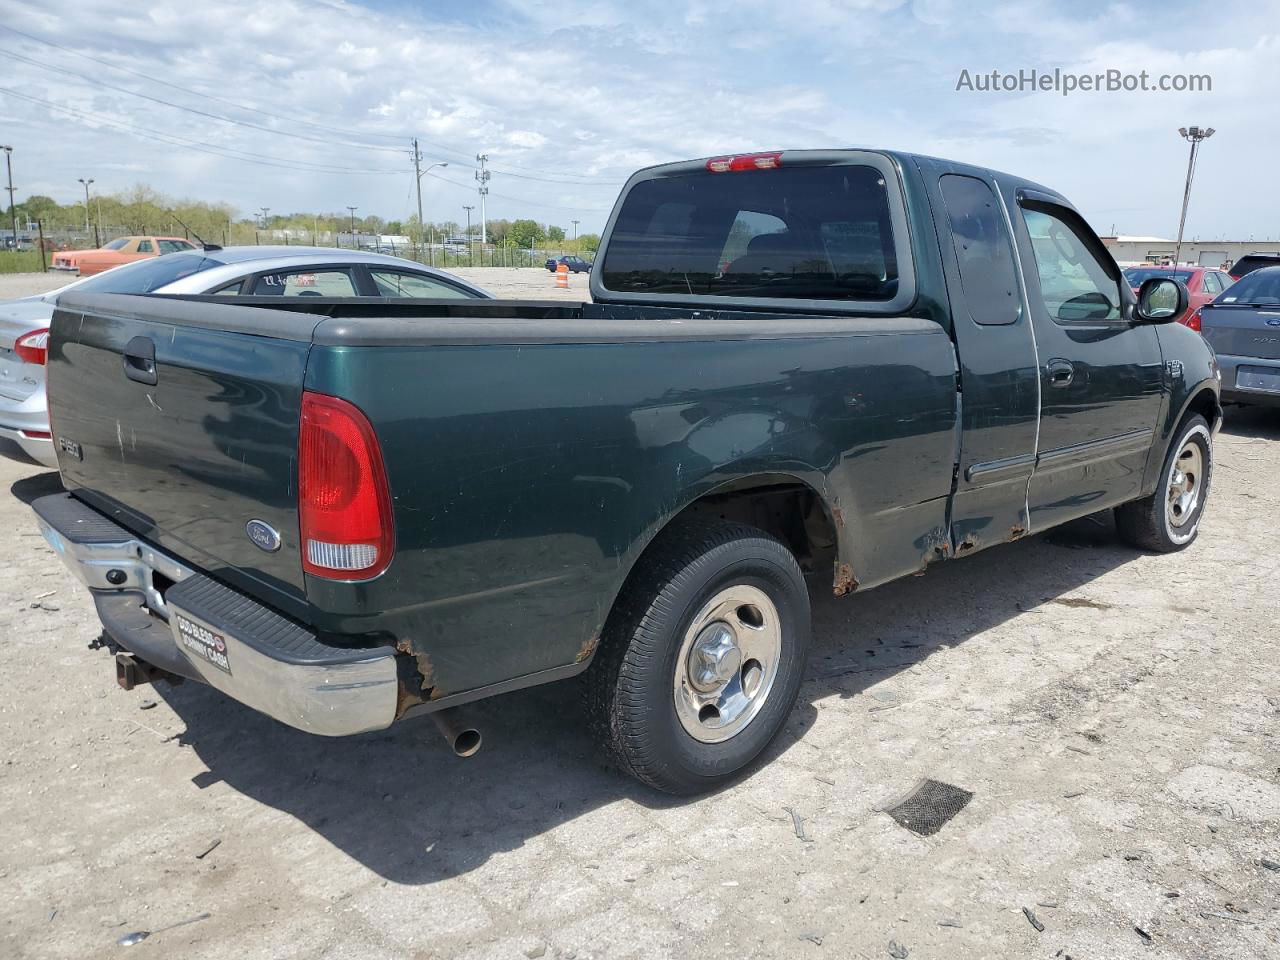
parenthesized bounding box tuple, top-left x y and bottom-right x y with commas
(0, 0, 1274, 239)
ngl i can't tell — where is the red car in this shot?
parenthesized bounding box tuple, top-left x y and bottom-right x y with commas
(1122, 265, 1234, 331)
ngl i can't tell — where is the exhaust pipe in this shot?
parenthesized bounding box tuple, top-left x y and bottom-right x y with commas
(431, 708, 482, 757)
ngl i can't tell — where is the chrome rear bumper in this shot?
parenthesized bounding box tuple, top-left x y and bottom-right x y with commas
(33, 493, 400, 736)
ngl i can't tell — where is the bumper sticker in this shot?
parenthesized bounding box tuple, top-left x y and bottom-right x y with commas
(174, 613, 232, 674)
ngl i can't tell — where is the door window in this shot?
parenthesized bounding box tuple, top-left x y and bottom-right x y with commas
(249, 269, 357, 296)
(368, 270, 473, 298)
(1201, 271, 1221, 295)
(136, 240, 153, 253)
(1021, 207, 1121, 322)
(939, 174, 1021, 325)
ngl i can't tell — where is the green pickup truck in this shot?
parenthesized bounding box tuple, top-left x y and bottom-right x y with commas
(34, 150, 1220, 794)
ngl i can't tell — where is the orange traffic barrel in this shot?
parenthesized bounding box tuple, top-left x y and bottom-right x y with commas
(555, 262, 569, 288)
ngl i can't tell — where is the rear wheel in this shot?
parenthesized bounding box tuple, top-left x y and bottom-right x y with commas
(1115, 414, 1213, 552)
(587, 520, 810, 795)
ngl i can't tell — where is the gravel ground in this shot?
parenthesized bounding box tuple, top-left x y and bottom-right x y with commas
(0, 274, 1278, 959)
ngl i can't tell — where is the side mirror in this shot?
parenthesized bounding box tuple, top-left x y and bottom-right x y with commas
(1134, 276, 1188, 323)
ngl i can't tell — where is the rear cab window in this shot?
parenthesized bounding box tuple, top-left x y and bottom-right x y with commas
(597, 152, 915, 312)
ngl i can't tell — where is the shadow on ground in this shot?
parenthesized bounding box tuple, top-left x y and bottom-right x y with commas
(130, 511, 1140, 886)
(1219, 404, 1280, 440)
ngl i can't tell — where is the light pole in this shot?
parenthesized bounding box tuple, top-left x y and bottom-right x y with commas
(571, 219, 580, 242)
(1174, 125, 1214, 267)
(411, 139, 448, 266)
(77, 178, 95, 242)
(462, 205, 474, 263)
(1, 146, 16, 249)
(347, 206, 358, 246)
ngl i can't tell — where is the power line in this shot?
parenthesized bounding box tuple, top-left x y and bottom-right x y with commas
(0, 87, 405, 175)
(0, 26, 626, 187)
(423, 169, 612, 213)
(0, 48, 409, 154)
(0, 23, 408, 142)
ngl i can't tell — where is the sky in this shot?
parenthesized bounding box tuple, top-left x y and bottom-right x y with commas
(0, 0, 1274, 238)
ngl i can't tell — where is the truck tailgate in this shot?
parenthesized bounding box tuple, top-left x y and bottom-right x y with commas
(48, 293, 321, 603)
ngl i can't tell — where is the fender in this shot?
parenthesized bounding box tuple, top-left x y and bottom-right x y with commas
(1141, 375, 1221, 495)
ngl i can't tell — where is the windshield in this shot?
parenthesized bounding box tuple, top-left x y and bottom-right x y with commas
(1217, 268, 1280, 305)
(64, 252, 224, 294)
(1124, 268, 1193, 286)
(600, 164, 900, 302)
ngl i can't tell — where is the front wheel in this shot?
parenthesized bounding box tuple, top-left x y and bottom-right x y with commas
(587, 520, 810, 795)
(1115, 414, 1213, 552)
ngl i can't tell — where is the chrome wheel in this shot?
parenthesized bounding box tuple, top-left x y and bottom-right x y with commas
(1166, 438, 1204, 529)
(673, 585, 782, 743)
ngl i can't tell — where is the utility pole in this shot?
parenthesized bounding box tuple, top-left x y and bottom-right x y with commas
(259, 206, 270, 234)
(1174, 125, 1214, 267)
(475, 154, 490, 245)
(347, 206, 358, 245)
(1, 145, 16, 249)
(410, 139, 448, 266)
(77, 178, 95, 240)
(571, 219, 580, 242)
(463, 205, 474, 265)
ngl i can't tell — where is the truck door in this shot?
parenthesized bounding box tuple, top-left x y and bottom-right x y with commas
(920, 162, 1040, 554)
(1001, 185, 1165, 531)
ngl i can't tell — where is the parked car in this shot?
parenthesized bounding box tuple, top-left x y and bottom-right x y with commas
(1199, 265, 1280, 408)
(1227, 253, 1280, 281)
(0, 247, 490, 467)
(49, 236, 199, 276)
(33, 150, 1219, 795)
(545, 254, 592, 273)
(1122, 265, 1234, 330)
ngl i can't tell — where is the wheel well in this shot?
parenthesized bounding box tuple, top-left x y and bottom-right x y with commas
(1183, 387, 1222, 433)
(679, 477, 839, 575)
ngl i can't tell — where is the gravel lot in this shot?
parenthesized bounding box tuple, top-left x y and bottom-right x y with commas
(1, 271, 1278, 959)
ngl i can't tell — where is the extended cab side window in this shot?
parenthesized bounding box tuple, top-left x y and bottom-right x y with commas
(1021, 206, 1121, 322)
(939, 174, 1020, 325)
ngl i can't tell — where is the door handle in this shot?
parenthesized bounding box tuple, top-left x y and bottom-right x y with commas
(123, 335, 157, 386)
(1045, 358, 1075, 388)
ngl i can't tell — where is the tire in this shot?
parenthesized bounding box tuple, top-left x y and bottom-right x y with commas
(587, 520, 810, 794)
(1115, 414, 1213, 552)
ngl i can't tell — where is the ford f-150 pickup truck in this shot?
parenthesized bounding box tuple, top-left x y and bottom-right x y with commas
(33, 149, 1220, 794)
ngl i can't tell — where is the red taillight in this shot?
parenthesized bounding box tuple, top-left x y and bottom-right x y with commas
(298, 391, 394, 580)
(14, 328, 49, 366)
(1185, 309, 1202, 332)
(705, 152, 783, 173)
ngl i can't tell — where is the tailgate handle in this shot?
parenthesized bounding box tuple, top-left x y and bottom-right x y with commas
(123, 336, 158, 385)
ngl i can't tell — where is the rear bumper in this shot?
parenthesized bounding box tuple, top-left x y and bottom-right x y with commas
(1216, 353, 1280, 407)
(0, 383, 56, 467)
(32, 493, 401, 736)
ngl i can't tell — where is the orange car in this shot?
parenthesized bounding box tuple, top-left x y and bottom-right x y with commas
(50, 236, 199, 276)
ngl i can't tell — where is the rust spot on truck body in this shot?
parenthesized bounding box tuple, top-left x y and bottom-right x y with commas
(576, 633, 600, 663)
(834, 562, 859, 596)
(831, 506, 846, 528)
(394, 639, 438, 711)
(1009, 523, 1027, 541)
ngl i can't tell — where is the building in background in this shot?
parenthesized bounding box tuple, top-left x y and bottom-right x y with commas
(1102, 235, 1280, 269)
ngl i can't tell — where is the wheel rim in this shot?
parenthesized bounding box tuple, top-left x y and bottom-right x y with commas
(673, 584, 782, 743)
(1166, 438, 1204, 529)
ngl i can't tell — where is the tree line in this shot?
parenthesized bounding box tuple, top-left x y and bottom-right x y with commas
(4, 185, 601, 253)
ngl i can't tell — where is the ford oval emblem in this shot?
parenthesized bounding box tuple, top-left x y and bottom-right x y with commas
(1267, 318, 1280, 327)
(245, 519, 282, 552)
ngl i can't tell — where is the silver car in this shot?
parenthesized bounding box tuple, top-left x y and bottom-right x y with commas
(0, 247, 490, 468)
